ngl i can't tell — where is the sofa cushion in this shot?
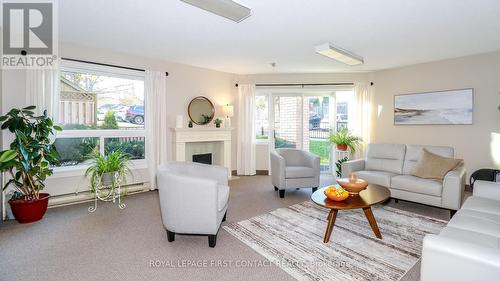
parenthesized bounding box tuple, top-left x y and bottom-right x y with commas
(447, 213, 500, 238)
(456, 209, 500, 225)
(412, 149, 462, 180)
(440, 226, 500, 248)
(403, 145, 454, 175)
(217, 185, 230, 212)
(391, 175, 442, 196)
(365, 143, 406, 174)
(461, 196, 500, 216)
(285, 166, 315, 179)
(354, 170, 396, 187)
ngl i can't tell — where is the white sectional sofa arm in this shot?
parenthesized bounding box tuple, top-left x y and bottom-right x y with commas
(421, 234, 500, 281)
(441, 165, 466, 210)
(473, 180, 500, 202)
(341, 159, 365, 178)
(270, 150, 286, 188)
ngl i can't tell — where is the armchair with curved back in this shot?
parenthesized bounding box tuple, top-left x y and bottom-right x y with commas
(270, 148, 320, 198)
(156, 162, 229, 247)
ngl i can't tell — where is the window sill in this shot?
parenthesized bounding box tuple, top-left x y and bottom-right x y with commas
(255, 139, 270, 145)
(50, 159, 148, 179)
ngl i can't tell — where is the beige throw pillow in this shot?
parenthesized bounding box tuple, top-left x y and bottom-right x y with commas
(412, 149, 462, 181)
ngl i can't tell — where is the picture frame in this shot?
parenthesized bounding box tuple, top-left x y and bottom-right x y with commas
(394, 88, 473, 125)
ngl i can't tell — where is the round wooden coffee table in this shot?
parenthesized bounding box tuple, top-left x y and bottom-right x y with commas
(311, 184, 390, 243)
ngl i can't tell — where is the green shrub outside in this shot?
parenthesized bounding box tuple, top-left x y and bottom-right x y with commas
(105, 138, 145, 160)
(101, 111, 118, 129)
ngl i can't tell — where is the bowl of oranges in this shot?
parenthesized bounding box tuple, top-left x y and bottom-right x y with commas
(323, 185, 349, 201)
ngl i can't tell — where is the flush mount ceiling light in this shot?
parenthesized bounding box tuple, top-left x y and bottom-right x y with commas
(181, 0, 251, 23)
(315, 43, 364, 66)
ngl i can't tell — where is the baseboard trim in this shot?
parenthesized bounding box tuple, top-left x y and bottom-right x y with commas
(48, 184, 148, 208)
(232, 170, 269, 176)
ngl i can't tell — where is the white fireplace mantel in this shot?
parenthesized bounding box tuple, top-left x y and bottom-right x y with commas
(171, 127, 233, 178)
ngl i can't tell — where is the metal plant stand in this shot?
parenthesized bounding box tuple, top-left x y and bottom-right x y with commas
(88, 172, 126, 212)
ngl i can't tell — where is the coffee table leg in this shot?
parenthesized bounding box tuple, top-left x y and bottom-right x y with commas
(323, 209, 338, 243)
(363, 207, 382, 239)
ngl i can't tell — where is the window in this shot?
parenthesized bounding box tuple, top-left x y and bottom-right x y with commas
(255, 95, 269, 140)
(54, 61, 146, 168)
(254, 89, 355, 174)
(335, 91, 356, 132)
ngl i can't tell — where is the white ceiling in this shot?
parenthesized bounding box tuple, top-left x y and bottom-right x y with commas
(59, 0, 500, 74)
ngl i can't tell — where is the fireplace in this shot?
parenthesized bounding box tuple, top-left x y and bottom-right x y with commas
(192, 153, 212, 165)
(172, 128, 232, 179)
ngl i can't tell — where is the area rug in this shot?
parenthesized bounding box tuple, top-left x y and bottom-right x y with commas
(223, 201, 446, 281)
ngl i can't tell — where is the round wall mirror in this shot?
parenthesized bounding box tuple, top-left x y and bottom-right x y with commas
(188, 96, 215, 125)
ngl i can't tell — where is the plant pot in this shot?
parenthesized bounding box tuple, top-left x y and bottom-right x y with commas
(216, 123, 221, 128)
(336, 144, 348, 151)
(101, 172, 115, 186)
(9, 193, 50, 223)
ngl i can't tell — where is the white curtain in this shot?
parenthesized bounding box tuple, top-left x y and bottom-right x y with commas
(237, 84, 256, 175)
(26, 69, 59, 120)
(354, 82, 373, 158)
(145, 70, 168, 190)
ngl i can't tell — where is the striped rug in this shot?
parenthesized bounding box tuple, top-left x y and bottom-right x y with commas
(223, 201, 446, 281)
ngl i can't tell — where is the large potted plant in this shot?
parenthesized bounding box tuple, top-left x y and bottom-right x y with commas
(0, 106, 61, 223)
(330, 128, 363, 153)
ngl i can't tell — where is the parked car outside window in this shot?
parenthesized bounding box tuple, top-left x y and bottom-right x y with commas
(126, 105, 145, 124)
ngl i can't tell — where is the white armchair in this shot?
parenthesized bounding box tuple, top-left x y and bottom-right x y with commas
(270, 148, 320, 198)
(156, 162, 229, 247)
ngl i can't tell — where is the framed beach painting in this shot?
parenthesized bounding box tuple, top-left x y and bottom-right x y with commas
(394, 88, 473, 125)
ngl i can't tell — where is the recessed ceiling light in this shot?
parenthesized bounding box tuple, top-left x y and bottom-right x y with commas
(181, 0, 251, 23)
(315, 43, 364, 66)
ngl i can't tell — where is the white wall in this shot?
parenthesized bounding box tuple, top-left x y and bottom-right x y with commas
(371, 51, 500, 176)
(241, 52, 500, 176)
(238, 72, 370, 171)
(3, 42, 497, 198)
(1, 42, 237, 197)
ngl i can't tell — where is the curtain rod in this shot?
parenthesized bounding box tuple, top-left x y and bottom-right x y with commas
(234, 82, 355, 87)
(61, 58, 169, 76)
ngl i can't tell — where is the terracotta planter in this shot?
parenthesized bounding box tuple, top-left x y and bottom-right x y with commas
(9, 193, 50, 223)
(336, 144, 348, 151)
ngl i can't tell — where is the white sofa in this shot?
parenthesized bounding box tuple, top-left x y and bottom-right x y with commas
(270, 148, 320, 198)
(156, 162, 229, 247)
(421, 180, 500, 281)
(342, 143, 466, 214)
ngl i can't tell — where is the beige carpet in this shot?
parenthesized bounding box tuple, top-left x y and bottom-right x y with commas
(0, 175, 452, 281)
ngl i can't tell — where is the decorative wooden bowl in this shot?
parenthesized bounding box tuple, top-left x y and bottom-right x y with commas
(337, 178, 368, 195)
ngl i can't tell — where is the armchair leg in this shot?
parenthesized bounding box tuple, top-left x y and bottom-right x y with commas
(450, 209, 457, 219)
(208, 234, 217, 248)
(166, 230, 175, 242)
(312, 187, 318, 193)
(222, 211, 227, 222)
(279, 190, 285, 198)
(274, 186, 278, 191)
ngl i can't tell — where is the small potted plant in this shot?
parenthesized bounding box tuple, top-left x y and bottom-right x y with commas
(214, 118, 223, 128)
(330, 128, 363, 153)
(0, 106, 62, 223)
(85, 150, 131, 191)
